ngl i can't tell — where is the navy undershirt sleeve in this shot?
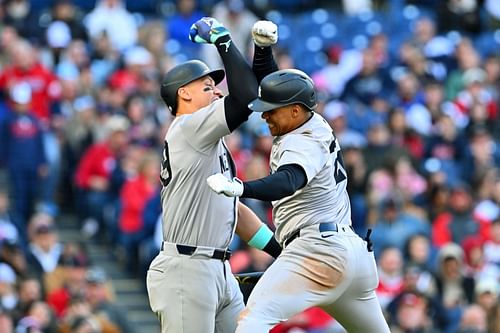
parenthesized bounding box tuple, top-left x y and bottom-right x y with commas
(242, 164, 307, 201)
(252, 46, 278, 84)
(215, 35, 258, 132)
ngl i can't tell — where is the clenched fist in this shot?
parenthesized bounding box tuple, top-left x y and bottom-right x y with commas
(252, 20, 278, 47)
(207, 173, 244, 197)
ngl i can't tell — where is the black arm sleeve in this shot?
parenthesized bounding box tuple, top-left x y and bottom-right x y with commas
(252, 46, 278, 84)
(242, 164, 307, 201)
(215, 35, 259, 132)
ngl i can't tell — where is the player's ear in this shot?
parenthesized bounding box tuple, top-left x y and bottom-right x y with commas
(291, 104, 301, 118)
(177, 87, 192, 102)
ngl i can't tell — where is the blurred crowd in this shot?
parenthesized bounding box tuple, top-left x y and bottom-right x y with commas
(0, 0, 498, 332)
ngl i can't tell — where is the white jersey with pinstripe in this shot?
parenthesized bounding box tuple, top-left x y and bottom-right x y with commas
(160, 98, 238, 248)
(269, 112, 351, 245)
(149, 98, 244, 333)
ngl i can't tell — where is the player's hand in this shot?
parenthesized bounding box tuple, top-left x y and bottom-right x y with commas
(207, 173, 243, 197)
(189, 17, 229, 44)
(252, 20, 278, 47)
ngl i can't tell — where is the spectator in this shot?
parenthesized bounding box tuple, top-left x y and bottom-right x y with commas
(118, 150, 160, 273)
(2, 0, 42, 44)
(125, 94, 157, 147)
(437, 0, 482, 35)
(457, 304, 489, 333)
(423, 114, 466, 186)
(434, 243, 475, 332)
(58, 295, 120, 333)
(489, 302, 500, 333)
(312, 45, 363, 99)
(45, 0, 88, 44)
(0, 261, 18, 311)
(323, 100, 367, 150)
(0, 39, 61, 124)
(371, 195, 430, 257)
(201, 0, 257, 68)
(0, 82, 47, 230)
(461, 235, 500, 281)
(11, 276, 43, 325)
(15, 300, 54, 333)
(432, 182, 482, 248)
(341, 48, 393, 112)
(474, 278, 498, 315)
(0, 191, 21, 247)
(108, 46, 154, 99)
(0, 305, 13, 333)
(0, 238, 29, 282)
(55, 40, 90, 84)
(166, 0, 205, 49)
(455, 68, 498, 137)
(445, 38, 481, 102)
(137, 21, 175, 75)
(403, 233, 437, 274)
(25, 212, 62, 278)
(387, 107, 425, 159)
(376, 246, 405, 310)
(483, 217, 500, 266)
(362, 122, 409, 175)
(83, 0, 138, 52)
(411, 17, 454, 60)
(74, 114, 130, 240)
(84, 266, 135, 333)
(388, 291, 441, 333)
(45, 248, 90, 319)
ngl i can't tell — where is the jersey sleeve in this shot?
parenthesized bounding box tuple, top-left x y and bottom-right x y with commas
(179, 99, 230, 152)
(277, 134, 329, 184)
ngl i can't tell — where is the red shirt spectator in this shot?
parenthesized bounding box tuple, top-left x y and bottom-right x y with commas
(119, 174, 156, 233)
(0, 40, 61, 122)
(75, 143, 117, 190)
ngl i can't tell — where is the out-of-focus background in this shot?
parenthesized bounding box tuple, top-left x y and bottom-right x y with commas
(0, 0, 498, 332)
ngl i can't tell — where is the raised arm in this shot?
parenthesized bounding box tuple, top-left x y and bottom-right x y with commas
(190, 17, 258, 131)
(251, 21, 279, 83)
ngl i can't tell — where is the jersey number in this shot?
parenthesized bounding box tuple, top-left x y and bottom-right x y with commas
(329, 139, 347, 184)
(160, 141, 172, 187)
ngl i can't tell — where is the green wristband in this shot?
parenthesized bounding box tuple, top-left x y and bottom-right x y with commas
(248, 224, 274, 250)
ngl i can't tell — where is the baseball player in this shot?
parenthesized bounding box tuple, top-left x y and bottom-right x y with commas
(146, 18, 282, 333)
(207, 70, 391, 332)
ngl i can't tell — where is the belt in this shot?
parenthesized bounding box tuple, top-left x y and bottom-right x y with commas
(161, 243, 232, 261)
(283, 223, 353, 248)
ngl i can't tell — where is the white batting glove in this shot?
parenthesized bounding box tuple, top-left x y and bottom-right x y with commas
(252, 20, 278, 47)
(207, 173, 244, 197)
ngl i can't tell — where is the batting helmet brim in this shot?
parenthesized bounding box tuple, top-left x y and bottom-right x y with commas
(247, 97, 286, 113)
(195, 68, 225, 87)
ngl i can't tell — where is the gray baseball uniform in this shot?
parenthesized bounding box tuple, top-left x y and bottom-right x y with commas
(147, 99, 244, 333)
(236, 113, 390, 332)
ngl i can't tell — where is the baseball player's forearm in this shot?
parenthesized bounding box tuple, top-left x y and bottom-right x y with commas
(215, 35, 258, 108)
(236, 202, 264, 241)
(242, 164, 307, 201)
(236, 202, 281, 258)
(215, 34, 259, 131)
(252, 46, 278, 84)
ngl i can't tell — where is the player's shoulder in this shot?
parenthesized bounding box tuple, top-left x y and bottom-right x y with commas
(179, 99, 225, 125)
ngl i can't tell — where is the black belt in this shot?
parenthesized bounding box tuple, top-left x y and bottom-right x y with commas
(161, 243, 232, 261)
(283, 223, 353, 248)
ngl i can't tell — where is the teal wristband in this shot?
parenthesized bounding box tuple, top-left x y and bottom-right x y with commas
(248, 224, 274, 250)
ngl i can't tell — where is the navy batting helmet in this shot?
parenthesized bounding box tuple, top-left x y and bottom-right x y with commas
(160, 60, 225, 114)
(248, 69, 317, 112)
